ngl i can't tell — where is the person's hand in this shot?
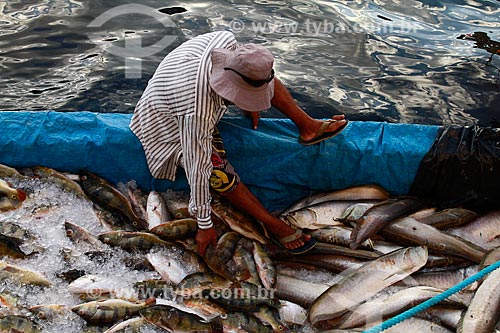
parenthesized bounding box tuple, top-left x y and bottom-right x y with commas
(196, 227, 218, 256)
(242, 110, 260, 130)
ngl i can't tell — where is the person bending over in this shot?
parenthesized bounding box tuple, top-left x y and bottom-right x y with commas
(130, 31, 348, 255)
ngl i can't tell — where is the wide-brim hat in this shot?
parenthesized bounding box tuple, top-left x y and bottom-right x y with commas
(209, 43, 275, 112)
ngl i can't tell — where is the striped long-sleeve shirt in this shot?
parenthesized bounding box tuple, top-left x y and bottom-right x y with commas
(130, 31, 237, 229)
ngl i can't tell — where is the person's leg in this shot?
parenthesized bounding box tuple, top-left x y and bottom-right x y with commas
(224, 182, 310, 250)
(271, 78, 347, 143)
(209, 127, 311, 250)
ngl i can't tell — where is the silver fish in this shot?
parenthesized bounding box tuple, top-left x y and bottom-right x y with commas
(308, 246, 428, 326)
(146, 190, 170, 230)
(146, 247, 208, 285)
(337, 286, 466, 329)
(380, 216, 486, 263)
(457, 265, 500, 332)
(447, 210, 500, 250)
(349, 197, 423, 249)
(280, 184, 389, 215)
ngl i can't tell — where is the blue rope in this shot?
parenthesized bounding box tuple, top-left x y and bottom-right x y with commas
(362, 259, 500, 333)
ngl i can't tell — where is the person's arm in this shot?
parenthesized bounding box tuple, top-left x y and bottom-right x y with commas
(177, 113, 218, 256)
(178, 114, 214, 230)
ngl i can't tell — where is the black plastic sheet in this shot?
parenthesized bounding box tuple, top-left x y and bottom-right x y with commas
(410, 125, 500, 213)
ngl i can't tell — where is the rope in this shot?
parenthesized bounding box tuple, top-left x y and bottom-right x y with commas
(362, 259, 500, 333)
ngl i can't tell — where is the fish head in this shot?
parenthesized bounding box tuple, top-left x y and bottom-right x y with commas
(12, 189, 27, 201)
(71, 303, 97, 320)
(133, 218, 149, 231)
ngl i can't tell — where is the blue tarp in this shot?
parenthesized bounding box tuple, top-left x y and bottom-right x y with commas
(0, 111, 440, 212)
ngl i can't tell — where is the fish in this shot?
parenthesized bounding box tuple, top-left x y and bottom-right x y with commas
(211, 197, 268, 244)
(230, 238, 261, 286)
(163, 190, 192, 219)
(146, 190, 170, 230)
(146, 247, 208, 285)
(119, 180, 149, 223)
(253, 241, 276, 290)
(98, 230, 174, 252)
(280, 184, 390, 215)
(447, 209, 500, 250)
(308, 246, 428, 326)
(71, 298, 156, 325)
(274, 273, 330, 308)
(181, 298, 227, 321)
(0, 164, 27, 180)
(275, 261, 339, 286)
(215, 231, 241, 264)
(68, 274, 123, 300)
(220, 311, 273, 333)
(278, 300, 307, 326)
(28, 304, 70, 320)
(31, 166, 87, 199)
(203, 282, 280, 312)
(133, 279, 175, 299)
(309, 242, 381, 260)
(174, 272, 232, 298)
(398, 265, 479, 292)
(415, 208, 477, 229)
(417, 306, 464, 331)
(154, 298, 222, 323)
(79, 170, 148, 230)
(310, 226, 374, 250)
(457, 264, 500, 332)
(367, 317, 453, 333)
(349, 197, 423, 249)
(64, 221, 104, 249)
(338, 202, 376, 225)
(285, 254, 365, 273)
(254, 305, 291, 333)
(0, 314, 39, 333)
(0, 178, 27, 202)
(139, 304, 222, 332)
(0, 234, 33, 259)
(0, 197, 19, 211)
(150, 218, 198, 241)
(0, 261, 52, 287)
(480, 246, 500, 269)
(380, 216, 486, 263)
(203, 243, 236, 282)
(0, 221, 37, 242)
(281, 201, 365, 230)
(336, 286, 466, 329)
(103, 317, 151, 333)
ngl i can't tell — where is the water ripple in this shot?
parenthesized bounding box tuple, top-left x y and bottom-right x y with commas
(0, 0, 499, 125)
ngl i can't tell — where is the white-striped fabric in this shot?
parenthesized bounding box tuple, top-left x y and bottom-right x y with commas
(130, 31, 237, 229)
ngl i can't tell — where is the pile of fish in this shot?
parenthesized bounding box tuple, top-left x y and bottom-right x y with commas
(1, 163, 500, 333)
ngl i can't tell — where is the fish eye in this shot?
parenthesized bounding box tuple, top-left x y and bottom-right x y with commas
(37, 312, 47, 319)
(220, 314, 227, 319)
(66, 230, 74, 237)
(10, 194, 17, 200)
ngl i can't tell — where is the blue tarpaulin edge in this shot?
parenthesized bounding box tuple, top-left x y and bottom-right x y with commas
(0, 111, 440, 212)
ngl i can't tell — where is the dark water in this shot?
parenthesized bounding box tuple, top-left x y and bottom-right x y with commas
(0, 0, 499, 126)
